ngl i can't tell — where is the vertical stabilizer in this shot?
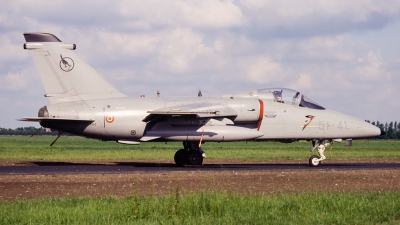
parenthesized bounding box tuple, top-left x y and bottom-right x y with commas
(23, 32, 126, 104)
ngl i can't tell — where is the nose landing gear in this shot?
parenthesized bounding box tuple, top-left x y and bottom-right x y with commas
(309, 140, 331, 167)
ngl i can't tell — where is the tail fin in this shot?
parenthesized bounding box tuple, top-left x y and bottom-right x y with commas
(23, 32, 126, 104)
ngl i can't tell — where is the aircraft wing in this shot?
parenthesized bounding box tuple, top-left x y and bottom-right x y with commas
(143, 103, 238, 122)
(19, 117, 95, 122)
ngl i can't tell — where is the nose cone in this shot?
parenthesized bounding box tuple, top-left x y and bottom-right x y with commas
(358, 121, 382, 138)
(326, 110, 383, 139)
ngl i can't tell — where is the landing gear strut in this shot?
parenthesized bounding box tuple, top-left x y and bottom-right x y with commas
(174, 141, 206, 166)
(309, 140, 331, 167)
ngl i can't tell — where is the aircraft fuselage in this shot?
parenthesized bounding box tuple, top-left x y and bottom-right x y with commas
(39, 95, 380, 143)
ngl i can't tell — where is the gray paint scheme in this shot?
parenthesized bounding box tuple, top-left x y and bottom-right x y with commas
(20, 33, 382, 165)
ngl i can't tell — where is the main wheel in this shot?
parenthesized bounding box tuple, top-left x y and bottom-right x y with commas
(309, 155, 321, 167)
(186, 150, 203, 165)
(174, 149, 186, 166)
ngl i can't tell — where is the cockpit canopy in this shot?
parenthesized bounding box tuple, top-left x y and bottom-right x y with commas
(228, 88, 325, 110)
(257, 88, 325, 110)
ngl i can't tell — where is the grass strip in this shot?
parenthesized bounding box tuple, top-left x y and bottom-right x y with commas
(1, 191, 399, 225)
(0, 136, 399, 161)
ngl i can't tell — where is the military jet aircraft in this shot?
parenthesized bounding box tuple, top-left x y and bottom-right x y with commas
(20, 32, 383, 167)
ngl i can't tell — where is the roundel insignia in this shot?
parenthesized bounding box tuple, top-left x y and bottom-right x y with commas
(105, 116, 114, 123)
(59, 54, 74, 72)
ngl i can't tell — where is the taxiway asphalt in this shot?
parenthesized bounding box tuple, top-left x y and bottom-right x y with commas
(1, 162, 399, 175)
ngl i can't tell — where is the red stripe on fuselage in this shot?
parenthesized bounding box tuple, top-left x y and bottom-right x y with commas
(257, 99, 264, 130)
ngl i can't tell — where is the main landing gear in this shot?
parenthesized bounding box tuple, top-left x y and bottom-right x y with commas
(174, 141, 206, 166)
(309, 140, 331, 167)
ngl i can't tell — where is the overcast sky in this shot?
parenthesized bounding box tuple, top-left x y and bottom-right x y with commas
(1, 0, 400, 128)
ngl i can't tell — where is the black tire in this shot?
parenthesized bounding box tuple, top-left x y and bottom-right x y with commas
(309, 155, 321, 167)
(186, 150, 203, 165)
(174, 149, 186, 166)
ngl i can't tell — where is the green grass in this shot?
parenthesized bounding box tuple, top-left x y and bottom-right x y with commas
(1, 137, 400, 224)
(0, 136, 399, 161)
(1, 191, 399, 224)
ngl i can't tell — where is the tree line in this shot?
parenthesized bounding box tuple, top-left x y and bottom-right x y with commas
(1, 121, 399, 139)
(0, 127, 57, 136)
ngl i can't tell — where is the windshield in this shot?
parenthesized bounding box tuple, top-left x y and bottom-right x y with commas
(256, 88, 325, 110)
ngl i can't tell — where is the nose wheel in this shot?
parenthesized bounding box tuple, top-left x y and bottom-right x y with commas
(309, 155, 321, 167)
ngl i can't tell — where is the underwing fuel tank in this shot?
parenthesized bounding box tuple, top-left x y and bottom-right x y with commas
(143, 123, 264, 142)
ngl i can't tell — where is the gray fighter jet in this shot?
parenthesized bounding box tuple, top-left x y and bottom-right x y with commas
(20, 32, 383, 167)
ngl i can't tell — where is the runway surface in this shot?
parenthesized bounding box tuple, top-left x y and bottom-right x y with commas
(1, 162, 400, 175)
